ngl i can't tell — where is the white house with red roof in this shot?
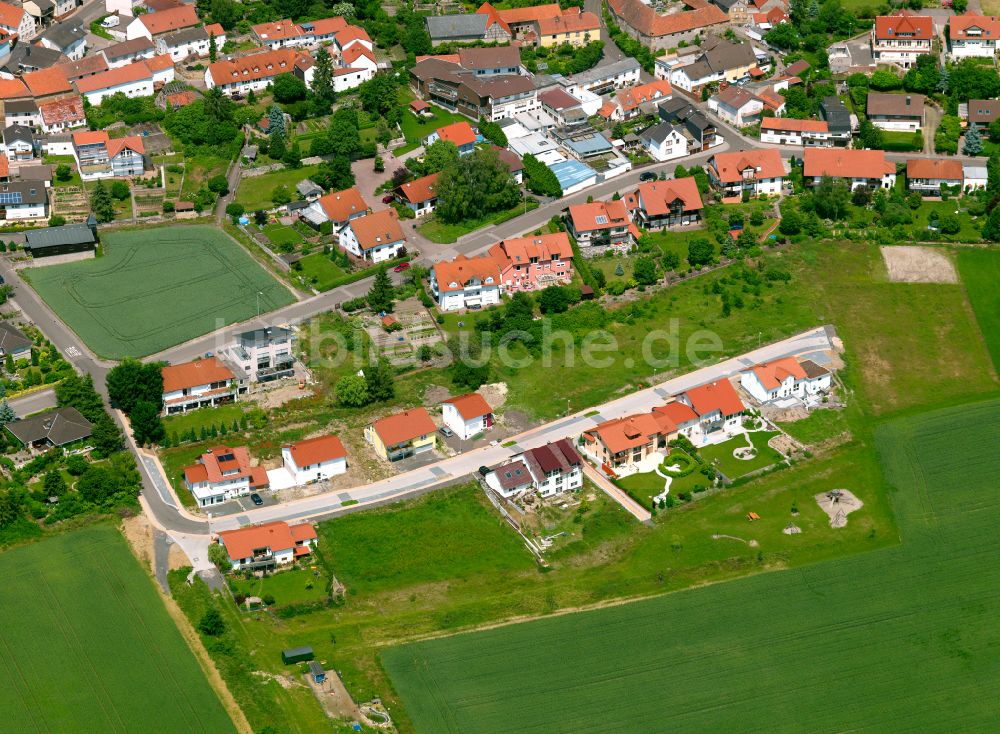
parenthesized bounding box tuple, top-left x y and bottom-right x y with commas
(488, 232, 573, 293)
(870, 12, 934, 68)
(161, 356, 241, 415)
(948, 13, 1000, 59)
(486, 439, 583, 498)
(430, 254, 502, 311)
(339, 208, 406, 262)
(183, 445, 269, 507)
(127, 5, 200, 41)
(442, 392, 494, 440)
(423, 120, 478, 155)
(566, 199, 638, 251)
(281, 434, 348, 484)
(395, 172, 439, 217)
(216, 521, 317, 569)
(252, 19, 310, 48)
(303, 186, 370, 230)
(802, 148, 897, 190)
(706, 149, 786, 199)
(906, 158, 965, 194)
(599, 79, 673, 121)
(677, 379, 746, 444)
(759, 117, 834, 147)
(333, 43, 377, 91)
(0, 3, 35, 41)
(740, 356, 832, 403)
(72, 130, 146, 180)
(74, 59, 155, 105)
(628, 177, 703, 229)
(205, 48, 314, 96)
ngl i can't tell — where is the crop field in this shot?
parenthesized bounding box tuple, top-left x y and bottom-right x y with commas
(957, 248, 1000, 372)
(383, 398, 1000, 733)
(0, 524, 237, 733)
(25, 224, 294, 358)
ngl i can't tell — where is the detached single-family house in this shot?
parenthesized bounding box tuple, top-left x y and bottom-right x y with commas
(707, 84, 764, 127)
(669, 37, 757, 93)
(161, 356, 242, 415)
(566, 199, 638, 251)
(677, 379, 746, 444)
(0, 321, 32, 359)
(487, 439, 583, 498)
(38, 94, 85, 133)
(430, 254, 502, 311)
(600, 79, 672, 121)
(0, 3, 36, 41)
(183, 445, 269, 507)
(583, 408, 680, 470)
(441, 392, 494, 440)
(906, 158, 964, 194)
(629, 177, 704, 229)
(0, 181, 47, 219)
(968, 99, 1000, 127)
(488, 232, 573, 293)
(216, 521, 317, 570)
(639, 121, 691, 162)
(5, 406, 92, 449)
(802, 148, 897, 190)
(423, 120, 478, 155)
(281, 435, 348, 484)
(867, 92, 923, 131)
(759, 117, 834, 146)
(72, 130, 145, 180)
(658, 97, 720, 151)
(707, 148, 787, 199)
(226, 326, 294, 383)
(740, 356, 832, 403)
(395, 172, 439, 217)
(338, 209, 406, 263)
(365, 407, 437, 461)
(2, 124, 34, 162)
(947, 12, 1000, 59)
(870, 12, 934, 68)
(303, 186, 369, 231)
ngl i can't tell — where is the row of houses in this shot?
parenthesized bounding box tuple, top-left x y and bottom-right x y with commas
(426, 2, 600, 48)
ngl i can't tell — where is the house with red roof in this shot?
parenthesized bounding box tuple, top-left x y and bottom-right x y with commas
(395, 172, 439, 217)
(535, 8, 600, 48)
(740, 356, 831, 403)
(629, 177, 703, 229)
(442, 392, 494, 440)
(72, 130, 146, 180)
(74, 59, 155, 105)
(802, 148, 897, 190)
(430, 254, 502, 311)
(252, 19, 310, 49)
(365, 407, 437, 461)
(601, 79, 673, 121)
(488, 232, 573, 293)
(948, 12, 1000, 59)
(566, 199, 638, 251)
(161, 356, 242, 415)
(486, 440, 583, 498)
(870, 11, 934, 68)
(303, 186, 370, 230)
(759, 117, 834, 147)
(677, 378, 746, 442)
(423, 120, 478, 155)
(281, 435, 348, 484)
(216, 521, 317, 570)
(582, 403, 698, 470)
(706, 149, 787, 199)
(605, 0, 727, 50)
(339, 209, 406, 263)
(0, 2, 35, 41)
(183, 445, 269, 507)
(205, 48, 314, 97)
(906, 158, 965, 195)
(305, 16, 348, 44)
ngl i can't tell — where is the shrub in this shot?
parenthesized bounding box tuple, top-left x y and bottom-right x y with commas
(660, 451, 697, 477)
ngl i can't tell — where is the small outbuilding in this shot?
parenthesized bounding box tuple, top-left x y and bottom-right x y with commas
(308, 661, 326, 684)
(281, 646, 314, 664)
(23, 217, 97, 259)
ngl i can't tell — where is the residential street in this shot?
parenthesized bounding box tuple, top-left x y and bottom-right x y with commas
(9, 388, 57, 418)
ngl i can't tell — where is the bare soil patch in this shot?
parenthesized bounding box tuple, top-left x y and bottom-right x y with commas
(121, 514, 153, 570)
(881, 246, 957, 283)
(815, 489, 864, 528)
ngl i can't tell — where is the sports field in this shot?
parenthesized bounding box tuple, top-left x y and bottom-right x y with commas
(383, 398, 1000, 733)
(25, 225, 295, 358)
(0, 524, 237, 733)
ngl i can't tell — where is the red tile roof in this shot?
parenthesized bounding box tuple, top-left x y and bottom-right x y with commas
(207, 49, 312, 86)
(906, 158, 963, 181)
(218, 521, 315, 559)
(252, 19, 307, 42)
(107, 135, 145, 158)
(0, 2, 24, 30)
(23, 67, 72, 97)
(335, 25, 371, 46)
(433, 254, 501, 293)
(370, 407, 436, 446)
(284, 434, 347, 467)
(948, 12, 1000, 40)
(760, 117, 828, 133)
(616, 79, 673, 112)
(144, 53, 175, 72)
(74, 61, 152, 94)
(750, 357, 807, 390)
(873, 12, 933, 40)
(341, 44, 375, 66)
(488, 232, 572, 270)
(310, 16, 348, 36)
(204, 23, 225, 37)
(586, 411, 674, 454)
(537, 10, 600, 35)
(433, 120, 477, 147)
(348, 209, 404, 250)
(684, 379, 744, 417)
(166, 90, 197, 108)
(709, 149, 786, 184)
(396, 172, 439, 204)
(635, 177, 703, 215)
(0, 77, 28, 100)
(184, 445, 267, 488)
(653, 401, 699, 425)
(162, 357, 235, 393)
(72, 130, 109, 146)
(568, 199, 632, 233)
(803, 148, 895, 179)
(606, 0, 727, 37)
(444, 392, 493, 421)
(492, 2, 562, 23)
(140, 5, 200, 36)
(317, 186, 369, 222)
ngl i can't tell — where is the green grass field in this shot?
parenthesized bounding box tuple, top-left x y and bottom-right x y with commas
(295, 252, 349, 291)
(699, 430, 784, 478)
(235, 165, 321, 211)
(25, 225, 295, 358)
(957, 248, 1000, 372)
(0, 524, 237, 733)
(383, 398, 1000, 733)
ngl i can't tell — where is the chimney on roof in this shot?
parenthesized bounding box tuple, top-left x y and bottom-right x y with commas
(906, 95, 911, 105)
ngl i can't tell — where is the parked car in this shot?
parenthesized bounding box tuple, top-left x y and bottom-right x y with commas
(393, 262, 410, 272)
(479, 466, 491, 476)
(250, 493, 263, 506)
(438, 426, 454, 438)
(639, 171, 657, 182)
(382, 194, 395, 204)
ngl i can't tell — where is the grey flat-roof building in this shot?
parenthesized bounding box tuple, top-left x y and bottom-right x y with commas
(6, 407, 93, 448)
(24, 219, 97, 258)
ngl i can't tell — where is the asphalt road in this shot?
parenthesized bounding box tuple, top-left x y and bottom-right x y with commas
(9, 388, 57, 418)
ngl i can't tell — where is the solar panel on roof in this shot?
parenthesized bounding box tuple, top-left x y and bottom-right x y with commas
(0, 192, 22, 204)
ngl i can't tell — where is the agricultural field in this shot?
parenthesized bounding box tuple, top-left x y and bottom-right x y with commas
(0, 524, 237, 733)
(383, 398, 1000, 733)
(25, 224, 295, 359)
(956, 248, 1000, 372)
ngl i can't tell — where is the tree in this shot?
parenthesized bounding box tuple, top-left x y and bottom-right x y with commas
(870, 69, 902, 91)
(225, 202, 244, 220)
(106, 358, 163, 415)
(272, 73, 307, 104)
(208, 31, 217, 63)
(283, 140, 302, 169)
(435, 149, 519, 224)
(55, 164, 72, 181)
(950, 58, 1000, 102)
(365, 357, 395, 402)
(538, 285, 573, 314)
(271, 185, 292, 206)
(357, 74, 401, 122)
(687, 238, 714, 267)
(938, 212, 961, 234)
(198, 607, 226, 636)
(311, 47, 336, 110)
(419, 140, 459, 175)
(48, 214, 66, 228)
(313, 157, 354, 191)
(367, 265, 395, 313)
(964, 123, 983, 155)
(92, 413, 124, 457)
(267, 105, 285, 138)
(633, 256, 659, 285)
(661, 251, 680, 271)
(90, 180, 115, 222)
(478, 118, 507, 148)
(764, 22, 800, 50)
(207, 542, 230, 571)
(0, 400, 15, 426)
(336, 374, 369, 407)
(982, 206, 1000, 241)
(43, 470, 67, 497)
(812, 176, 851, 220)
(130, 400, 165, 446)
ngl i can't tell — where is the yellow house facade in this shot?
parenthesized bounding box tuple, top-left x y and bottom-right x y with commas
(536, 11, 600, 48)
(365, 407, 438, 461)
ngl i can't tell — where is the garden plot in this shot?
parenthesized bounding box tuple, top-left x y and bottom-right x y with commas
(881, 246, 957, 283)
(361, 300, 443, 365)
(50, 186, 91, 220)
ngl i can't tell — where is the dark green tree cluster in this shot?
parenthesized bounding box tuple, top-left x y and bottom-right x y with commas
(522, 153, 562, 198)
(435, 149, 520, 224)
(90, 181, 115, 223)
(106, 359, 166, 447)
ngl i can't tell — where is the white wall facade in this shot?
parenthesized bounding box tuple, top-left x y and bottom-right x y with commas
(442, 403, 490, 440)
(338, 225, 404, 263)
(281, 448, 347, 483)
(82, 76, 153, 105)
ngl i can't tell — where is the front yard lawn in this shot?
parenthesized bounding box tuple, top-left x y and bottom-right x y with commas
(163, 404, 246, 440)
(399, 106, 470, 144)
(294, 252, 349, 291)
(699, 431, 785, 479)
(228, 566, 330, 607)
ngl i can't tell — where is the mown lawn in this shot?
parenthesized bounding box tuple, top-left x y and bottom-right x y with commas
(163, 404, 246, 440)
(294, 252, 349, 291)
(398, 107, 469, 145)
(778, 408, 851, 446)
(956, 248, 1000, 372)
(699, 430, 784, 479)
(262, 223, 304, 249)
(229, 566, 330, 607)
(417, 199, 539, 244)
(235, 165, 321, 211)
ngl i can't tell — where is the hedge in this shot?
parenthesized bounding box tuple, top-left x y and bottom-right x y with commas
(660, 450, 696, 477)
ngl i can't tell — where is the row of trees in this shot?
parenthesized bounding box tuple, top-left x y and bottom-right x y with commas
(106, 359, 165, 447)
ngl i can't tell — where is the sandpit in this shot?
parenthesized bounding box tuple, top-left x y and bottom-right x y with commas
(783, 523, 802, 535)
(881, 246, 957, 284)
(734, 447, 757, 460)
(814, 489, 863, 528)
